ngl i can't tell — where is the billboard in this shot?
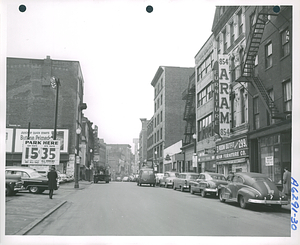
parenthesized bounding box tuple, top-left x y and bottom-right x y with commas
(14, 128, 69, 153)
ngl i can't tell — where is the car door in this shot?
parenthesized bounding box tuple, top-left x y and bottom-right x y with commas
(230, 175, 244, 199)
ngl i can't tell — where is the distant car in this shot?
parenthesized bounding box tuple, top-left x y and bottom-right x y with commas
(56, 170, 68, 183)
(116, 177, 122, 182)
(5, 166, 59, 194)
(137, 168, 156, 187)
(155, 173, 164, 186)
(218, 172, 290, 209)
(122, 176, 129, 182)
(173, 172, 199, 192)
(161, 171, 179, 188)
(6, 174, 24, 196)
(190, 172, 228, 197)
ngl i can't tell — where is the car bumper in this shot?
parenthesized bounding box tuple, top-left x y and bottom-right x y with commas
(203, 188, 218, 193)
(248, 199, 289, 205)
(14, 186, 24, 192)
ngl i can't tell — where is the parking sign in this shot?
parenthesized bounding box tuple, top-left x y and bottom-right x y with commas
(22, 140, 60, 165)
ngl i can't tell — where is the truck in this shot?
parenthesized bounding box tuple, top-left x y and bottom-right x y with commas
(93, 166, 110, 183)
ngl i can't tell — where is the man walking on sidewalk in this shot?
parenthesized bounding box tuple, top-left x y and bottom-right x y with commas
(47, 165, 58, 199)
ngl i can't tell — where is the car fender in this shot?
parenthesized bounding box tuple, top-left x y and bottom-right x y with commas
(237, 186, 260, 201)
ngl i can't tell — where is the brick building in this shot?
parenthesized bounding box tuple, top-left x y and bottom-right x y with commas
(149, 66, 194, 173)
(6, 56, 88, 177)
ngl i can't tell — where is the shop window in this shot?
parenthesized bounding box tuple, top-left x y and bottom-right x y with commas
(265, 42, 272, 69)
(281, 28, 290, 57)
(283, 80, 292, 112)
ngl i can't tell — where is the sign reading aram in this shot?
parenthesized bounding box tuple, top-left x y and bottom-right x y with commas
(218, 55, 230, 138)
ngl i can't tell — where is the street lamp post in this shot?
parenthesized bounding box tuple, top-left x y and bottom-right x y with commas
(192, 133, 197, 173)
(75, 127, 81, 188)
(50, 77, 61, 140)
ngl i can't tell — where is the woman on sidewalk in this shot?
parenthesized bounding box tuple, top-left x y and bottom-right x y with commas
(47, 165, 58, 199)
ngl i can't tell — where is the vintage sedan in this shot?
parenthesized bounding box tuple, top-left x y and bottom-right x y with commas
(161, 171, 179, 188)
(218, 172, 289, 209)
(190, 172, 227, 197)
(5, 166, 59, 194)
(6, 174, 24, 196)
(173, 172, 199, 192)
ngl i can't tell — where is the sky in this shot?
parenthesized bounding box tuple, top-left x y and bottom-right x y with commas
(1, 0, 299, 152)
(2, 0, 217, 150)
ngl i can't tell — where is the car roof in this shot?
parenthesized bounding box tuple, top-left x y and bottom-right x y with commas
(6, 166, 36, 171)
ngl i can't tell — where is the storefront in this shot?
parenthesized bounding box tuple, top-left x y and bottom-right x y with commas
(249, 126, 291, 189)
(198, 150, 216, 173)
(216, 135, 249, 176)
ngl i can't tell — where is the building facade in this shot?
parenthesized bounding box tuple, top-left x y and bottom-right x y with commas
(6, 56, 89, 178)
(149, 66, 194, 173)
(138, 118, 148, 169)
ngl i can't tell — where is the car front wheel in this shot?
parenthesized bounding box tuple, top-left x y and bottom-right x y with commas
(238, 195, 248, 209)
(29, 186, 40, 194)
(201, 190, 206, 197)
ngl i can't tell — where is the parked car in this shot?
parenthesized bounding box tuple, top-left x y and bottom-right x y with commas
(122, 176, 129, 182)
(190, 172, 228, 197)
(137, 168, 156, 187)
(5, 166, 59, 194)
(218, 172, 289, 209)
(173, 172, 199, 192)
(161, 171, 179, 188)
(6, 174, 24, 196)
(56, 170, 68, 183)
(155, 173, 164, 186)
(116, 177, 122, 182)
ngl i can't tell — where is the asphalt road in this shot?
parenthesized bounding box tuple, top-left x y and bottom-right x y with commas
(25, 181, 291, 237)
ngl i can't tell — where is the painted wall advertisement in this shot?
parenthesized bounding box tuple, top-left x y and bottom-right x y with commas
(13, 128, 69, 153)
(218, 55, 230, 138)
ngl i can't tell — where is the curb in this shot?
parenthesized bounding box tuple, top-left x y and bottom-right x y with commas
(14, 200, 67, 235)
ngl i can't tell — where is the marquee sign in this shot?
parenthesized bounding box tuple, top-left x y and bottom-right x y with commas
(218, 55, 230, 138)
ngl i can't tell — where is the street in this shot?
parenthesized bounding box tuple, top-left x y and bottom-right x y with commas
(20, 181, 291, 236)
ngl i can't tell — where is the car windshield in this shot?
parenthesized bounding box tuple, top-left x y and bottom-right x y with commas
(143, 170, 153, 175)
(210, 175, 226, 181)
(28, 170, 43, 178)
(189, 175, 199, 180)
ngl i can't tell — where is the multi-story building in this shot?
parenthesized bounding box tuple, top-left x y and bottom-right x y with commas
(240, 6, 292, 187)
(211, 6, 250, 176)
(106, 144, 132, 179)
(194, 33, 218, 173)
(81, 117, 94, 180)
(181, 71, 196, 172)
(148, 66, 194, 173)
(138, 118, 148, 169)
(6, 56, 88, 178)
(132, 138, 139, 174)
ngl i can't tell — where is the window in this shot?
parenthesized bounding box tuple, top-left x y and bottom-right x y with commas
(197, 82, 213, 107)
(216, 37, 221, 54)
(253, 97, 260, 129)
(160, 111, 163, 122)
(283, 80, 292, 112)
(157, 98, 160, 108)
(161, 94, 163, 105)
(198, 114, 213, 141)
(157, 130, 159, 141)
(267, 89, 275, 125)
(161, 78, 163, 87)
(265, 42, 272, 68)
(230, 21, 234, 46)
(231, 57, 236, 82)
(281, 29, 290, 57)
(222, 29, 227, 53)
(240, 88, 245, 123)
(198, 52, 213, 80)
(249, 12, 255, 34)
(197, 65, 201, 82)
(157, 114, 159, 124)
(231, 93, 236, 128)
(237, 10, 243, 36)
(160, 128, 162, 139)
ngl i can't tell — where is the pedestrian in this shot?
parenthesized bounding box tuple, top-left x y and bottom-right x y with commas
(282, 167, 291, 198)
(47, 165, 58, 199)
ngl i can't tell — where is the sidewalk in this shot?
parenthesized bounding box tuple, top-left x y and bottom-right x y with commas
(5, 180, 93, 235)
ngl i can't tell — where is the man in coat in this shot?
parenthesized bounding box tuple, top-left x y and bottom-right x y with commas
(47, 165, 58, 199)
(282, 167, 291, 198)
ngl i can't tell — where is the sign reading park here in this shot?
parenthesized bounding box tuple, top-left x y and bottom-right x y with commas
(22, 140, 60, 165)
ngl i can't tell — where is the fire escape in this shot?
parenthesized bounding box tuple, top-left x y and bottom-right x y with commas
(238, 6, 284, 119)
(182, 72, 196, 145)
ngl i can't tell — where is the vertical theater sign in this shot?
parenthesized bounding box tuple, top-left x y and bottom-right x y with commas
(218, 55, 230, 138)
